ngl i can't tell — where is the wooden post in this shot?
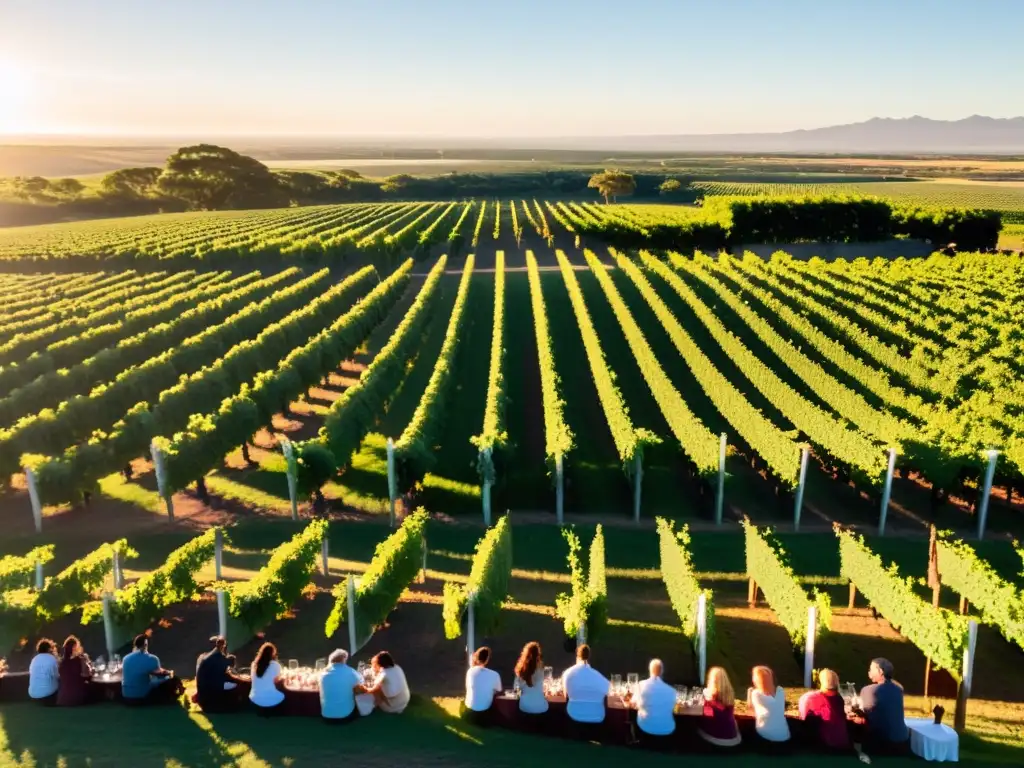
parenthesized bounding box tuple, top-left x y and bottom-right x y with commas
(696, 592, 708, 684)
(214, 529, 223, 581)
(954, 621, 979, 734)
(25, 467, 43, 534)
(747, 578, 758, 608)
(878, 448, 897, 535)
(632, 453, 643, 524)
(847, 583, 857, 610)
(794, 447, 809, 531)
(976, 449, 999, 540)
(216, 589, 228, 644)
(804, 605, 817, 689)
(386, 438, 397, 528)
(150, 440, 174, 521)
(959, 596, 969, 615)
(715, 433, 726, 525)
(925, 525, 941, 699)
(281, 438, 299, 522)
(555, 454, 564, 525)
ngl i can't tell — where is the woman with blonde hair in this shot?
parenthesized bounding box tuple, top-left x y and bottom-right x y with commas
(801, 668, 851, 751)
(698, 666, 740, 748)
(747, 665, 791, 750)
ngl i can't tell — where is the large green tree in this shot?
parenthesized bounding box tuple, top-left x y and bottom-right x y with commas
(588, 170, 636, 204)
(100, 167, 162, 198)
(157, 144, 284, 210)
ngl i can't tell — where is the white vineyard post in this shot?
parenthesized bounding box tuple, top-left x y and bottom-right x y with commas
(466, 593, 477, 669)
(696, 593, 708, 683)
(150, 440, 173, 521)
(794, 447, 810, 532)
(481, 448, 492, 527)
(976, 449, 999, 540)
(386, 438, 397, 528)
(347, 576, 358, 655)
(35, 562, 43, 590)
(101, 593, 116, 661)
(632, 453, 643, 524)
(576, 622, 586, 649)
(555, 454, 565, 525)
(25, 467, 43, 534)
(217, 589, 228, 645)
(281, 438, 299, 522)
(877, 448, 897, 536)
(214, 529, 223, 581)
(112, 549, 122, 590)
(715, 433, 726, 526)
(322, 537, 330, 577)
(804, 605, 817, 688)
(956, 620, 979, 734)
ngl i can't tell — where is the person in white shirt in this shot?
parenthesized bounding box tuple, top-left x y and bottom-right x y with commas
(463, 646, 502, 723)
(358, 651, 410, 714)
(625, 659, 677, 739)
(514, 641, 548, 716)
(248, 642, 285, 714)
(319, 648, 363, 722)
(562, 644, 609, 725)
(28, 638, 59, 704)
(747, 665, 791, 750)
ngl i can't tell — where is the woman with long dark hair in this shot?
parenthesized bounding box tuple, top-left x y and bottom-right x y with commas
(57, 635, 94, 707)
(248, 642, 285, 713)
(514, 641, 548, 715)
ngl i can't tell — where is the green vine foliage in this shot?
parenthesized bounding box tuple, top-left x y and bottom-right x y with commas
(0, 546, 54, 593)
(34, 540, 137, 622)
(82, 528, 223, 633)
(936, 532, 1024, 651)
(326, 510, 428, 644)
(837, 528, 968, 680)
(656, 517, 715, 649)
(441, 515, 513, 640)
(743, 520, 831, 646)
(227, 520, 327, 637)
(470, 250, 507, 484)
(555, 527, 607, 643)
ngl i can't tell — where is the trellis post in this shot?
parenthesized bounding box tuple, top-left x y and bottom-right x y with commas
(466, 592, 477, 669)
(321, 536, 330, 577)
(214, 528, 223, 581)
(804, 605, 817, 688)
(555, 454, 564, 525)
(632, 453, 643, 524)
(217, 589, 228, 644)
(25, 467, 43, 534)
(954, 620, 979, 734)
(877, 448, 897, 536)
(696, 593, 708, 683)
(150, 440, 173, 521)
(101, 593, 116, 661)
(386, 438, 397, 528)
(976, 449, 999, 540)
(715, 433, 726, 526)
(481, 447, 493, 527)
(794, 447, 810, 531)
(281, 438, 299, 522)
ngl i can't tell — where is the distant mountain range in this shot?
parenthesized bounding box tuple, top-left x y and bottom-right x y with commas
(555, 116, 1024, 154)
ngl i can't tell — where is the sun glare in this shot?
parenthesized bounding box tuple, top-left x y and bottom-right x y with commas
(0, 60, 32, 133)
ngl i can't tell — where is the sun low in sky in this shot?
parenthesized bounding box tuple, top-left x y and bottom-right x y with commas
(1, 0, 1022, 138)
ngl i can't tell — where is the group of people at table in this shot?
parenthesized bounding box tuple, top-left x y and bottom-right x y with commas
(21, 633, 911, 755)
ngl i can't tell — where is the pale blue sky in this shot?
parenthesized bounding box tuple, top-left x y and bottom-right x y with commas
(0, 0, 1020, 136)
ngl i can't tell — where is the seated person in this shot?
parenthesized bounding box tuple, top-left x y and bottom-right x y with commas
(57, 635, 94, 707)
(562, 644, 609, 725)
(122, 634, 182, 705)
(249, 642, 285, 714)
(801, 668, 851, 752)
(28, 638, 59, 705)
(319, 648, 362, 722)
(625, 658, 676, 740)
(464, 646, 502, 724)
(358, 651, 410, 714)
(195, 636, 245, 713)
(698, 666, 741, 748)
(747, 665, 790, 748)
(858, 658, 909, 754)
(514, 641, 548, 716)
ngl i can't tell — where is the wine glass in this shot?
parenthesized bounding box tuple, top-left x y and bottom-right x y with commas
(611, 674, 622, 695)
(288, 659, 299, 672)
(112, 654, 121, 674)
(627, 672, 639, 693)
(315, 658, 327, 673)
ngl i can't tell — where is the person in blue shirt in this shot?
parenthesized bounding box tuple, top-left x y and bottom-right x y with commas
(121, 634, 182, 705)
(319, 649, 363, 723)
(857, 658, 909, 755)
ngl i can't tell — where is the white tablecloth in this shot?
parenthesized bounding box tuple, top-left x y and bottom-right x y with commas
(906, 718, 958, 762)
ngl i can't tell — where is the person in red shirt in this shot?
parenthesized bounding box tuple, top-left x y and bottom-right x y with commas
(801, 668, 852, 752)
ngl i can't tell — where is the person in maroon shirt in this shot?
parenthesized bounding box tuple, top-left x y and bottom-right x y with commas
(801, 668, 852, 752)
(57, 636, 94, 707)
(698, 666, 741, 748)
